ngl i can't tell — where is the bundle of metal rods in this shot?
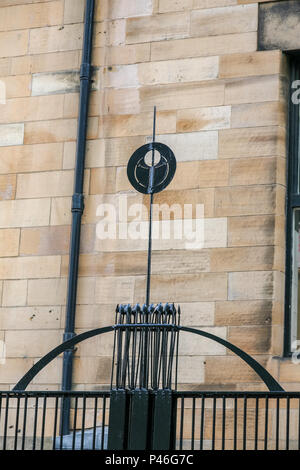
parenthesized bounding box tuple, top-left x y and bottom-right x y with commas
(110, 303, 180, 391)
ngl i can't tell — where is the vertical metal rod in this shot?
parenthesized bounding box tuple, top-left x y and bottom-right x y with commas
(243, 397, 247, 450)
(21, 395, 28, 451)
(191, 398, 195, 450)
(101, 396, 107, 450)
(200, 396, 205, 451)
(298, 398, 300, 450)
(32, 397, 38, 450)
(81, 396, 86, 450)
(72, 397, 78, 450)
(52, 397, 59, 450)
(264, 397, 269, 450)
(276, 397, 280, 451)
(40, 396, 47, 450)
(212, 397, 216, 451)
(222, 397, 226, 450)
(286, 397, 290, 450)
(92, 397, 98, 450)
(233, 397, 237, 451)
(3, 395, 9, 450)
(254, 397, 259, 451)
(179, 397, 184, 450)
(14, 396, 20, 450)
(146, 106, 156, 306)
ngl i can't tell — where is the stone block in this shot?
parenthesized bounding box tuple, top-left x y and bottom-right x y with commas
(0, 143, 63, 175)
(20, 226, 70, 256)
(210, 246, 275, 272)
(0, 306, 61, 330)
(0, 256, 61, 280)
(228, 215, 276, 247)
(140, 81, 225, 112)
(225, 75, 281, 105)
(0, 1, 63, 32)
(215, 185, 276, 217)
(231, 102, 286, 129)
(29, 24, 83, 55)
(0, 30, 28, 58)
(177, 106, 231, 132)
(0, 123, 24, 147)
(16, 170, 74, 199)
(229, 157, 280, 186)
(215, 300, 273, 326)
(0, 174, 16, 200)
(0, 95, 64, 124)
(228, 326, 271, 354)
(220, 50, 284, 78)
(218, 126, 286, 159)
(191, 4, 258, 37)
(0, 229, 19, 257)
(27, 278, 67, 306)
(151, 32, 257, 61)
(5, 330, 62, 358)
(126, 12, 189, 44)
(0, 199, 51, 228)
(2, 280, 27, 307)
(228, 271, 275, 301)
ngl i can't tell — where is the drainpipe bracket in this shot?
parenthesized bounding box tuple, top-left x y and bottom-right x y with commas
(80, 63, 92, 81)
(72, 193, 84, 213)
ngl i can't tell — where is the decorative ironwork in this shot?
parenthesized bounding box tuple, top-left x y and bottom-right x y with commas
(111, 303, 180, 390)
(127, 107, 176, 305)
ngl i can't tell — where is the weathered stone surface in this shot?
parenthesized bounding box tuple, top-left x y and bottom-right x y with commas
(258, 1, 300, 51)
(191, 4, 258, 37)
(126, 12, 190, 44)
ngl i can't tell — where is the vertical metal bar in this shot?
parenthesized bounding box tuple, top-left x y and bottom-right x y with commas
(14, 396, 20, 450)
(3, 395, 9, 450)
(264, 397, 269, 451)
(191, 398, 195, 451)
(72, 396, 78, 450)
(152, 390, 174, 450)
(92, 397, 98, 450)
(254, 397, 259, 451)
(276, 397, 280, 451)
(52, 396, 59, 450)
(212, 397, 216, 451)
(32, 396, 39, 450)
(234, 397, 237, 451)
(222, 397, 226, 451)
(146, 106, 156, 306)
(179, 397, 184, 451)
(200, 396, 205, 451)
(243, 397, 247, 450)
(21, 395, 28, 451)
(298, 398, 300, 450)
(101, 396, 106, 450)
(40, 396, 47, 450)
(286, 397, 290, 450)
(80, 395, 86, 450)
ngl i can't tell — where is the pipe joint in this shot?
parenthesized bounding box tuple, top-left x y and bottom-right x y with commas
(80, 62, 92, 80)
(71, 193, 84, 213)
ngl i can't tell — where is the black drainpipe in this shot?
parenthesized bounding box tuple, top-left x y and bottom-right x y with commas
(61, 0, 95, 435)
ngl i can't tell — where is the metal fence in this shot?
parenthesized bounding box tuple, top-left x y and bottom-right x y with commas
(1, 391, 300, 450)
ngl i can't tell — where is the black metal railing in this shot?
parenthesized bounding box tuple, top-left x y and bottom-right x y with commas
(1, 390, 300, 451)
(175, 391, 300, 451)
(0, 391, 110, 450)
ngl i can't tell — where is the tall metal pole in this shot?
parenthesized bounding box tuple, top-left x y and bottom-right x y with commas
(146, 106, 156, 306)
(60, 0, 95, 436)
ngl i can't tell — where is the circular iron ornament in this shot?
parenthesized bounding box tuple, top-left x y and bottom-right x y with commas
(127, 142, 176, 194)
